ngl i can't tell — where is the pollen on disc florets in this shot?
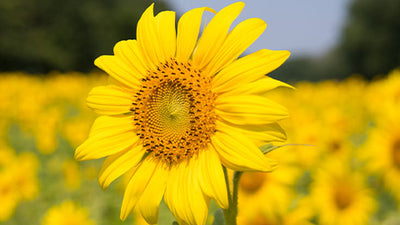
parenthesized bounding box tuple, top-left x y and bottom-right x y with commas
(131, 58, 217, 164)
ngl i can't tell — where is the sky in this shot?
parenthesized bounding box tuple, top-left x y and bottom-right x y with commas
(166, 0, 351, 58)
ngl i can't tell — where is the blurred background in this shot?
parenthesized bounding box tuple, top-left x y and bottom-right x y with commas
(1, 0, 399, 80)
(1, 0, 400, 225)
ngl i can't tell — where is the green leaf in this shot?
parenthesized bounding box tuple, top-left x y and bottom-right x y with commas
(212, 208, 225, 225)
(259, 143, 280, 154)
(259, 143, 313, 154)
(172, 221, 179, 225)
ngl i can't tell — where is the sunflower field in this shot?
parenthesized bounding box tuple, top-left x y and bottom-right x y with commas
(1, 69, 400, 225)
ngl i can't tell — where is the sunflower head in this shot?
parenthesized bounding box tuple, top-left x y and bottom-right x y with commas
(42, 201, 94, 225)
(310, 159, 376, 225)
(332, 181, 355, 210)
(132, 59, 216, 164)
(239, 172, 267, 194)
(76, 2, 291, 224)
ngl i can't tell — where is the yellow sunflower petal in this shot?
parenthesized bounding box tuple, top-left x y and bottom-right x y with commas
(137, 163, 169, 224)
(75, 116, 138, 161)
(212, 128, 277, 172)
(156, 11, 177, 60)
(216, 120, 286, 145)
(204, 18, 267, 76)
(193, 2, 245, 69)
(187, 172, 210, 225)
(120, 158, 158, 221)
(113, 40, 148, 78)
(95, 55, 142, 89)
(176, 7, 215, 62)
(163, 164, 188, 224)
(98, 145, 144, 190)
(87, 85, 133, 115)
(137, 4, 165, 69)
(225, 76, 294, 96)
(212, 49, 290, 94)
(165, 161, 210, 225)
(197, 148, 229, 209)
(216, 95, 289, 125)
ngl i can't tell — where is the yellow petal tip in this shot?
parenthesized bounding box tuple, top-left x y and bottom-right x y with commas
(97, 176, 109, 191)
(144, 3, 155, 16)
(74, 146, 84, 161)
(233, 1, 245, 8)
(93, 55, 106, 68)
(204, 7, 217, 14)
(120, 209, 129, 221)
(281, 50, 291, 60)
(74, 152, 81, 161)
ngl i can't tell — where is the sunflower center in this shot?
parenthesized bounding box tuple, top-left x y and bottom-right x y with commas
(249, 213, 278, 225)
(333, 183, 354, 210)
(239, 172, 267, 194)
(392, 139, 400, 169)
(132, 59, 216, 164)
(329, 140, 341, 153)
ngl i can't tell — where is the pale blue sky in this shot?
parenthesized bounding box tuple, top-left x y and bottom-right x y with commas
(166, 0, 351, 57)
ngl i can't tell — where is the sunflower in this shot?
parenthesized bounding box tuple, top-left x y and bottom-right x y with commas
(237, 149, 303, 224)
(75, 2, 290, 224)
(309, 158, 376, 225)
(361, 111, 400, 205)
(42, 201, 95, 225)
(0, 149, 39, 221)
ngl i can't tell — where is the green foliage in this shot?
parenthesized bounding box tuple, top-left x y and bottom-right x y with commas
(274, 0, 400, 81)
(339, 0, 400, 78)
(272, 48, 349, 82)
(259, 143, 312, 155)
(0, 0, 169, 73)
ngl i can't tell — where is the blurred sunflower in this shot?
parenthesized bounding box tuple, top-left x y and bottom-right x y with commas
(12, 152, 39, 200)
(75, 2, 290, 224)
(237, 150, 303, 224)
(365, 69, 400, 118)
(62, 159, 82, 190)
(237, 199, 313, 225)
(0, 148, 39, 221)
(309, 158, 376, 225)
(0, 147, 19, 222)
(362, 111, 400, 205)
(42, 201, 95, 225)
(0, 171, 19, 222)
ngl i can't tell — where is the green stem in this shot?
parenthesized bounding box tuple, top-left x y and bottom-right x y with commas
(222, 167, 243, 225)
(222, 166, 232, 224)
(231, 171, 243, 221)
(222, 166, 231, 204)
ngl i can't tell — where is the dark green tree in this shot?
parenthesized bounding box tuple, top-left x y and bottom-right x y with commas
(339, 0, 400, 78)
(0, 0, 169, 73)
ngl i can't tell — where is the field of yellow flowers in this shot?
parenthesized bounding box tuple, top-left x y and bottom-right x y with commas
(1, 70, 400, 225)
